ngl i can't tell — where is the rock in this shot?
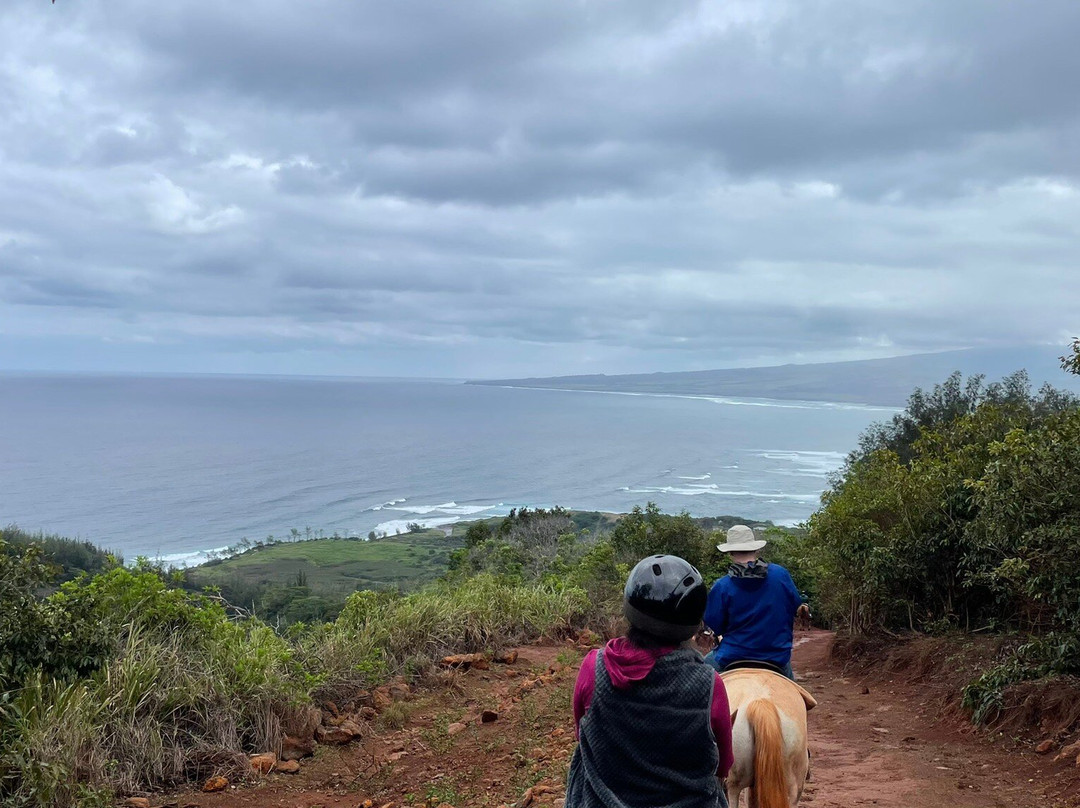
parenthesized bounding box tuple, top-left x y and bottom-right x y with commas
(861, 686, 870, 695)
(249, 752, 277, 774)
(389, 681, 411, 700)
(441, 652, 490, 670)
(373, 686, 393, 709)
(316, 719, 363, 745)
(361, 800, 375, 808)
(1036, 739, 1055, 754)
(360, 706, 378, 720)
(481, 709, 499, 723)
(274, 759, 301, 774)
(201, 775, 229, 792)
(447, 722, 467, 735)
(575, 629, 600, 646)
(494, 649, 519, 664)
(436, 803, 455, 808)
(1054, 740, 1080, 763)
(121, 799, 150, 808)
(520, 784, 555, 808)
(280, 734, 315, 761)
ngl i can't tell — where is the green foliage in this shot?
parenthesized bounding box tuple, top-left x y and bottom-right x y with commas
(962, 632, 1080, 724)
(608, 503, 711, 569)
(1061, 337, 1080, 376)
(809, 371, 1080, 634)
(0, 541, 60, 689)
(757, 526, 818, 607)
(1, 560, 309, 806)
(567, 540, 624, 608)
(450, 507, 581, 583)
(966, 409, 1080, 635)
(1, 525, 120, 583)
(849, 370, 1076, 468)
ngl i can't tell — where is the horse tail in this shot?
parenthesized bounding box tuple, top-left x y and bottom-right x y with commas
(747, 698, 788, 808)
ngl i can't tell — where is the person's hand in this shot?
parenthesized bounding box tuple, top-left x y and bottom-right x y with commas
(693, 627, 718, 654)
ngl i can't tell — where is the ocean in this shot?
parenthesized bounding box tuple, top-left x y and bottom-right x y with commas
(0, 374, 895, 565)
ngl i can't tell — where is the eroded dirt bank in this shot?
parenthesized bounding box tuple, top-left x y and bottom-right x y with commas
(168, 630, 1080, 808)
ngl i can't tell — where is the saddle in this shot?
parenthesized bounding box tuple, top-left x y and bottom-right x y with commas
(721, 659, 787, 677)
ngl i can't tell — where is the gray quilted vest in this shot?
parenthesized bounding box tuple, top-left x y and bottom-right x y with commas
(565, 647, 722, 808)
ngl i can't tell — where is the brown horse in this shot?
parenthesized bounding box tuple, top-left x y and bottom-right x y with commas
(720, 668, 816, 808)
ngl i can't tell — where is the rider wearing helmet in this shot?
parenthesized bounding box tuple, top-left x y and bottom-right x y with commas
(704, 525, 810, 680)
(566, 555, 734, 808)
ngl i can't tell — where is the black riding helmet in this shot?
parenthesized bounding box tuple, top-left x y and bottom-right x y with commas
(623, 554, 707, 642)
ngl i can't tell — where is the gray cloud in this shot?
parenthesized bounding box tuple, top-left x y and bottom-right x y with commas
(1, 0, 1079, 377)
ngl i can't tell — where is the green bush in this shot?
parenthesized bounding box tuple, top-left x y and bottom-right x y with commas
(0, 559, 310, 807)
(808, 371, 1079, 634)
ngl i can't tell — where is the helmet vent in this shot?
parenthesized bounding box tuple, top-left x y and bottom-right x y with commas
(652, 564, 663, 576)
(683, 576, 695, 586)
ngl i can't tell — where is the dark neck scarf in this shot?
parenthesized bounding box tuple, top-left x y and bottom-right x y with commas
(728, 559, 769, 579)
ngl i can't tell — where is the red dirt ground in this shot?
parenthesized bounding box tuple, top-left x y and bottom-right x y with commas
(162, 631, 1080, 808)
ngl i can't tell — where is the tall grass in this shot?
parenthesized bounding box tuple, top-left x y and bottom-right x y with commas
(302, 574, 592, 698)
(2, 620, 310, 806)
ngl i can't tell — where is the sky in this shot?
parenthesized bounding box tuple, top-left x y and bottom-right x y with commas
(1, 0, 1079, 379)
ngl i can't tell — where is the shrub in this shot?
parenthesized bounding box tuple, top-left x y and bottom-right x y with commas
(1, 562, 311, 806)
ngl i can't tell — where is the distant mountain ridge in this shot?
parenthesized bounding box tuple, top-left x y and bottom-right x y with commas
(467, 346, 1080, 407)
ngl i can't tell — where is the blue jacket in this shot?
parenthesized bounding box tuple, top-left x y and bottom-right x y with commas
(704, 564, 803, 670)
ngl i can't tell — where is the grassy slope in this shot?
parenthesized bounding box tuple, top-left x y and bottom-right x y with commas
(190, 529, 466, 594)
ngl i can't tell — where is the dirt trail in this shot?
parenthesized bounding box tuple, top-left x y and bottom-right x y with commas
(796, 630, 1079, 808)
(170, 631, 1080, 808)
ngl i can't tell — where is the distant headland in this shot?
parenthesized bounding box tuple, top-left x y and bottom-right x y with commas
(467, 345, 1080, 407)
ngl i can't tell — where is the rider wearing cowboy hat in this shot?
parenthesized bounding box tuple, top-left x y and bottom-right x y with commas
(704, 525, 810, 680)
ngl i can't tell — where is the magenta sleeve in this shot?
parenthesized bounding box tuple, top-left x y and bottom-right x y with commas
(711, 672, 734, 778)
(573, 649, 599, 738)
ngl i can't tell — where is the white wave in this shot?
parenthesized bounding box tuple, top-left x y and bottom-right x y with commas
(368, 497, 407, 511)
(489, 385, 899, 412)
(373, 516, 461, 535)
(754, 449, 846, 477)
(623, 485, 821, 503)
(677, 473, 711, 480)
(386, 501, 499, 516)
(152, 545, 231, 568)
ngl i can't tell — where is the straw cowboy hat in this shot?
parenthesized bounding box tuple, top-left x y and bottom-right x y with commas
(715, 524, 767, 553)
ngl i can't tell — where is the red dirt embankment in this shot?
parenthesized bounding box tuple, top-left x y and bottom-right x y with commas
(167, 630, 1080, 808)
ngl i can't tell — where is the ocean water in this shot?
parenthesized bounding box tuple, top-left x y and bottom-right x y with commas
(0, 374, 895, 565)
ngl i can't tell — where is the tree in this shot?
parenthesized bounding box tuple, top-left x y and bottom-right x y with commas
(608, 503, 708, 568)
(1061, 337, 1080, 376)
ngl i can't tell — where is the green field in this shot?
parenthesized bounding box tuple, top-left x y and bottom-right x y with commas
(189, 529, 466, 595)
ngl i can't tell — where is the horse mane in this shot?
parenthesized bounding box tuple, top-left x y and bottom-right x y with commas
(746, 699, 788, 808)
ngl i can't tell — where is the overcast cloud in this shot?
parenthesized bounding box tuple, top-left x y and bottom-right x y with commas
(1, 0, 1079, 377)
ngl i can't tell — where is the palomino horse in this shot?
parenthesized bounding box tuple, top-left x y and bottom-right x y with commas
(720, 667, 817, 808)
